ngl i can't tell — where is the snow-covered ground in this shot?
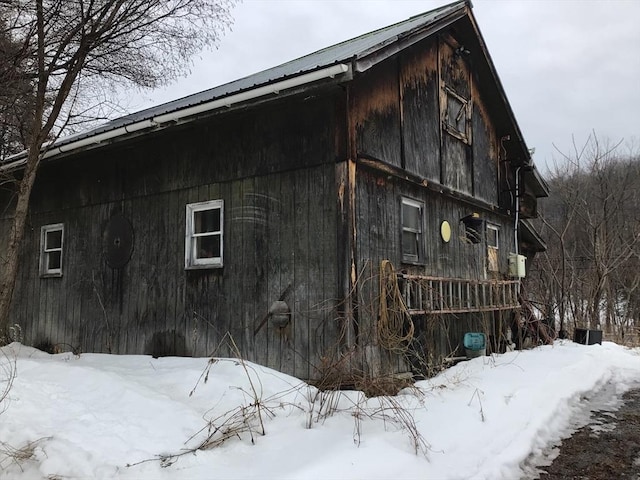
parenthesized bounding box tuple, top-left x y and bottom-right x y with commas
(1, 341, 639, 479)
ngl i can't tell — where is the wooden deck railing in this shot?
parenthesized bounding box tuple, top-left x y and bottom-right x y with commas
(397, 274, 521, 315)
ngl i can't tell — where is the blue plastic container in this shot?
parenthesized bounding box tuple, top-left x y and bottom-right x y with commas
(464, 332, 486, 358)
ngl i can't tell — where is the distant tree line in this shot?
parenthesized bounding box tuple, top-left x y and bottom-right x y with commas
(527, 136, 640, 344)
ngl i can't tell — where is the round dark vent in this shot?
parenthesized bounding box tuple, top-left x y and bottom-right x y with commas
(104, 214, 134, 269)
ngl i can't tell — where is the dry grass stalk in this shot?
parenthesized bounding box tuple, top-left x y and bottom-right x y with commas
(0, 437, 50, 472)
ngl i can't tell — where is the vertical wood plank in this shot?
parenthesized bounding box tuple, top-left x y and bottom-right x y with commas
(293, 168, 310, 379)
(266, 171, 283, 372)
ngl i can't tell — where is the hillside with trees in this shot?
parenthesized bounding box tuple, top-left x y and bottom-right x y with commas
(528, 136, 640, 343)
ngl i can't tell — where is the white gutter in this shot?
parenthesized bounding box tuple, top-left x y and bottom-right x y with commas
(153, 63, 349, 124)
(1, 63, 350, 172)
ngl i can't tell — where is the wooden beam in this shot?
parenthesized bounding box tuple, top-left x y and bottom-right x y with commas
(356, 154, 510, 217)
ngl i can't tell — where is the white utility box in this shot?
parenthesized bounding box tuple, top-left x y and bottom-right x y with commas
(508, 253, 527, 278)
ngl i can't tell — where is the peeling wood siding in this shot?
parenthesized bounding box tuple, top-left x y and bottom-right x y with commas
(351, 61, 402, 167)
(400, 39, 441, 181)
(7, 93, 342, 381)
(471, 83, 499, 205)
(350, 33, 501, 207)
(439, 35, 472, 98)
(439, 37, 473, 194)
(344, 32, 515, 375)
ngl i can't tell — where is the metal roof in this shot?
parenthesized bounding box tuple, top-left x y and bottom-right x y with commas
(53, 1, 468, 148)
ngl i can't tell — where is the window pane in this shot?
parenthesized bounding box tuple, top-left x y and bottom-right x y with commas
(402, 204, 421, 231)
(196, 234, 221, 259)
(447, 95, 466, 132)
(46, 229, 62, 249)
(194, 209, 220, 234)
(47, 251, 61, 270)
(487, 227, 498, 248)
(402, 231, 418, 258)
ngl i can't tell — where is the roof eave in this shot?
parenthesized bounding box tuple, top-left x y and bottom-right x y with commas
(0, 63, 352, 171)
(519, 219, 547, 253)
(523, 164, 550, 198)
(354, 3, 469, 73)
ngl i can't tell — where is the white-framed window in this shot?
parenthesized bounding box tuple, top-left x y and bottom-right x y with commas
(185, 199, 224, 269)
(401, 197, 424, 264)
(40, 223, 64, 277)
(486, 224, 499, 249)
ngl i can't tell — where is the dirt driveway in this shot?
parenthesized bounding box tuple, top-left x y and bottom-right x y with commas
(528, 388, 640, 479)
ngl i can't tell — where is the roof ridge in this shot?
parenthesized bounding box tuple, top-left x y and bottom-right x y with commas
(279, 0, 467, 64)
(163, 0, 468, 105)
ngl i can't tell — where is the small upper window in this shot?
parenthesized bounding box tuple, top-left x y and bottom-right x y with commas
(443, 86, 471, 144)
(40, 223, 64, 277)
(401, 198, 424, 264)
(185, 200, 224, 269)
(487, 224, 499, 249)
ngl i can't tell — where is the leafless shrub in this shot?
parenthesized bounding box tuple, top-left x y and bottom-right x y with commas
(128, 332, 306, 469)
(468, 388, 485, 422)
(0, 437, 50, 472)
(0, 344, 16, 415)
(304, 381, 430, 456)
(128, 329, 431, 471)
(370, 395, 430, 455)
(0, 347, 47, 474)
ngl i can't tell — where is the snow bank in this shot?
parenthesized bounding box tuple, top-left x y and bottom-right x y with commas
(1, 341, 639, 479)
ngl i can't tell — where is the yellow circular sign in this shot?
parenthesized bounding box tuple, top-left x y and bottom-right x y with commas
(441, 221, 451, 243)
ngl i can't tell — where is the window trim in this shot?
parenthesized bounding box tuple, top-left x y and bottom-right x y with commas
(39, 223, 64, 277)
(401, 197, 425, 265)
(443, 85, 472, 144)
(185, 199, 224, 270)
(487, 224, 500, 249)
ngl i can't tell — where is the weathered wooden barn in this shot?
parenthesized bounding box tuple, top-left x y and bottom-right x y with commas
(0, 0, 548, 382)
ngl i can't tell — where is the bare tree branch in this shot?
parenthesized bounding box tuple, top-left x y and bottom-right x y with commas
(0, 0, 237, 333)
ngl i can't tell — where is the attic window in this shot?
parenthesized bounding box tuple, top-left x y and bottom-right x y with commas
(185, 200, 224, 269)
(443, 86, 471, 144)
(40, 223, 64, 277)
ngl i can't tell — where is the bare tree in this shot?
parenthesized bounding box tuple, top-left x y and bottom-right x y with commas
(0, 0, 237, 333)
(532, 134, 640, 342)
(0, 20, 35, 161)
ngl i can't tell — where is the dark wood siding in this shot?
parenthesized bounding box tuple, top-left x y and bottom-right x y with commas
(1, 22, 538, 381)
(352, 35, 501, 206)
(6, 92, 343, 381)
(355, 168, 513, 281)
(470, 57, 500, 206)
(439, 37, 473, 195)
(342, 33, 518, 376)
(400, 39, 441, 181)
(351, 61, 402, 167)
(354, 167, 515, 373)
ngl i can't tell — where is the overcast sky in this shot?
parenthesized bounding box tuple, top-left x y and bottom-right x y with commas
(134, 0, 640, 173)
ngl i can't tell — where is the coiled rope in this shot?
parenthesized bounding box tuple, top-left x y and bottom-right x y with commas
(378, 260, 415, 353)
